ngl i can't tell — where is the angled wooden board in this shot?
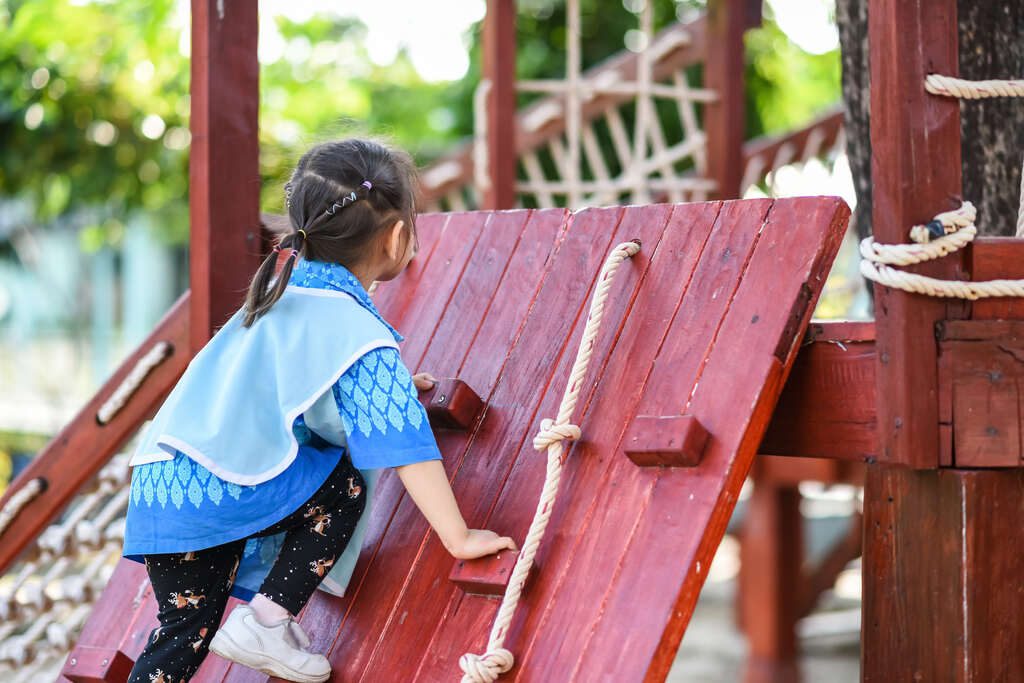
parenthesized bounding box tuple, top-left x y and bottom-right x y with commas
(70, 198, 848, 683)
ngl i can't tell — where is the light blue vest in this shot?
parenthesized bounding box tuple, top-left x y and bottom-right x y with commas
(129, 286, 398, 483)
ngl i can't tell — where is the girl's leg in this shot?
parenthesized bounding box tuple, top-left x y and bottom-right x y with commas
(128, 541, 245, 683)
(255, 457, 367, 615)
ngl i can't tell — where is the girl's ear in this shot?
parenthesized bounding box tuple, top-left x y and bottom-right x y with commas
(384, 220, 406, 261)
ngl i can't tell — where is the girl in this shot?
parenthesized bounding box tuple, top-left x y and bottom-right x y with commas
(123, 138, 515, 683)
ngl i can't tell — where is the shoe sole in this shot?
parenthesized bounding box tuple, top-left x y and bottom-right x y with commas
(209, 630, 331, 683)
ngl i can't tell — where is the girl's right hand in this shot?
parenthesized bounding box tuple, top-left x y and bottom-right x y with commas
(449, 529, 517, 560)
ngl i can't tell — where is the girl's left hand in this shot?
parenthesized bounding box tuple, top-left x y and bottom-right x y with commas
(413, 372, 438, 391)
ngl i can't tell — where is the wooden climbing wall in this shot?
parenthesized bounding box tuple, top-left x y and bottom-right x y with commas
(67, 197, 848, 683)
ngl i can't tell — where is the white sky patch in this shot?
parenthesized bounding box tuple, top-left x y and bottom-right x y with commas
(766, 0, 839, 55)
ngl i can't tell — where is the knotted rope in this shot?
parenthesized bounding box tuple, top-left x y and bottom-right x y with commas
(924, 74, 1024, 238)
(0, 478, 46, 538)
(458, 239, 641, 683)
(860, 201, 1024, 298)
(96, 341, 173, 424)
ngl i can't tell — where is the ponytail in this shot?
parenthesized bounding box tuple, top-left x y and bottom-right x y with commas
(242, 230, 307, 327)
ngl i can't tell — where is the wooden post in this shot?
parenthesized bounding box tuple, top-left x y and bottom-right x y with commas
(481, 0, 517, 209)
(739, 472, 803, 683)
(863, 1, 1024, 680)
(189, 0, 262, 351)
(704, 0, 751, 199)
(868, 0, 964, 468)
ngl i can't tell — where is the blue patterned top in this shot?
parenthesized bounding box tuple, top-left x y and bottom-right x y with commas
(123, 259, 441, 557)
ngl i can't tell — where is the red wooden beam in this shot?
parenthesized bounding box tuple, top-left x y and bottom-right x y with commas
(480, 0, 517, 210)
(704, 0, 748, 199)
(868, 0, 964, 468)
(0, 295, 190, 574)
(760, 321, 876, 462)
(189, 0, 262, 351)
(971, 237, 1024, 320)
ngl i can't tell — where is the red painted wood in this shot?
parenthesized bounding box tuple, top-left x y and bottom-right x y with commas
(0, 295, 189, 574)
(868, 0, 964, 468)
(421, 378, 486, 430)
(188, 0, 261, 351)
(971, 237, 1024, 320)
(540, 197, 847, 682)
(759, 320, 877, 462)
(623, 415, 709, 467)
(415, 201, 723, 680)
(705, 0, 747, 199)
(350, 206, 625, 682)
(61, 646, 134, 683)
(948, 339, 1023, 467)
(449, 551, 523, 597)
(481, 0, 517, 209)
(370, 213, 449, 323)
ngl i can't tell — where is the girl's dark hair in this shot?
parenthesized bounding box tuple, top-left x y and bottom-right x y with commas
(243, 138, 419, 327)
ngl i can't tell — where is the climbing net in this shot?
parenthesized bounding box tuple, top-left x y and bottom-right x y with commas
(0, 454, 132, 683)
(861, 76, 1024, 297)
(459, 240, 640, 683)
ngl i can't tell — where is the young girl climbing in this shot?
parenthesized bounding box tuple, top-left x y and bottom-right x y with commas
(122, 138, 516, 683)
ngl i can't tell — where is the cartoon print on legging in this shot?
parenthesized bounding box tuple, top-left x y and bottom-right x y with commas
(190, 626, 209, 653)
(347, 476, 362, 499)
(151, 626, 163, 644)
(304, 504, 332, 536)
(168, 590, 207, 609)
(225, 554, 240, 590)
(180, 550, 198, 563)
(310, 556, 335, 577)
(148, 669, 169, 683)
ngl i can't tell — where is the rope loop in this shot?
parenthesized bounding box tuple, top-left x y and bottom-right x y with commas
(459, 649, 515, 683)
(532, 419, 582, 451)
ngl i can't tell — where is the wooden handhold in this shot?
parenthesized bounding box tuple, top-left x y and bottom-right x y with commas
(62, 646, 135, 683)
(623, 414, 709, 466)
(420, 378, 485, 430)
(450, 551, 528, 597)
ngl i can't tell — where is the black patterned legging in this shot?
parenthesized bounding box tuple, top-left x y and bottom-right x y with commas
(127, 456, 366, 683)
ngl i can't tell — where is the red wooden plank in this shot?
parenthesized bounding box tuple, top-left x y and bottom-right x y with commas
(508, 199, 775, 681)
(62, 646, 134, 683)
(949, 340, 1023, 467)
(449, 551, 523, 597)
(413, 201, 724, 680)
(0, 295, 189, 574)
(868, 0, 963, 468)
(550, 197, 846, 681)
(188, 0, 261, 351)
(705, 0, 747, 199)
(971, 237, 1024, 320)
(303, 210, 564, 680)
(355, 206, 629, 682)
(369, 213, 448, 323)
(420, 378, 486, 430)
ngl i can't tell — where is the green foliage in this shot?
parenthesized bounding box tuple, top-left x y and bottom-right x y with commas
(0, 0, 840, 247)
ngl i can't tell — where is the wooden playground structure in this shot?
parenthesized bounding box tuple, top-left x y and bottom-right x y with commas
(1, 1, 1022, 681)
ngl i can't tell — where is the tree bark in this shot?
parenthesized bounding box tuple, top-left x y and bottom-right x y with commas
(838, 0, 1024, 238)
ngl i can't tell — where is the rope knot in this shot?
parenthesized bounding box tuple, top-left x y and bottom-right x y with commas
(532, 418, 582, 451)
(459, 648, 514, 682)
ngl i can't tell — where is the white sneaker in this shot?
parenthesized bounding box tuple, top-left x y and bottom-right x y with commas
(209, 605, 331, 683)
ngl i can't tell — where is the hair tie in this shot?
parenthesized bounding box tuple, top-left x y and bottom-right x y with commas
(272, 245, 282, 254)
(297, 229, 307, 240)
(289, 248, 299, 258)
(361, 180, 373, 191)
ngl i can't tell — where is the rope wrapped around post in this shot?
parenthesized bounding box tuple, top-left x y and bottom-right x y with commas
(860, 201, 1024, 298)
(458, 239, 641, 683)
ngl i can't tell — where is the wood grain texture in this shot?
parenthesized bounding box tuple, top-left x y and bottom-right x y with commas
(623, 415, 710, 467)
(862, 466, 1024, 682)
(481, 0, 517, 209)
(705, 0, 747, 199)
(970, 237, 1024, 320)
(188, 0, 261, 351)
(868, 0, 964, 467)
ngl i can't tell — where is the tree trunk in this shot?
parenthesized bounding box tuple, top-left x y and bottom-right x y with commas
(838, 0, 1024, 238)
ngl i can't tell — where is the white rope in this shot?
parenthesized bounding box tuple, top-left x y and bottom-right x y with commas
(96, 341, 172, 424)
(859, 201, 1024, 299)
(924, 74, 1024, 238)
(0, 478, 46, 537)
(459, 240, 641, 683)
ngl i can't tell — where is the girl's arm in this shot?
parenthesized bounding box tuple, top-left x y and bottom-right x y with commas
(396, 460, 516, 560)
